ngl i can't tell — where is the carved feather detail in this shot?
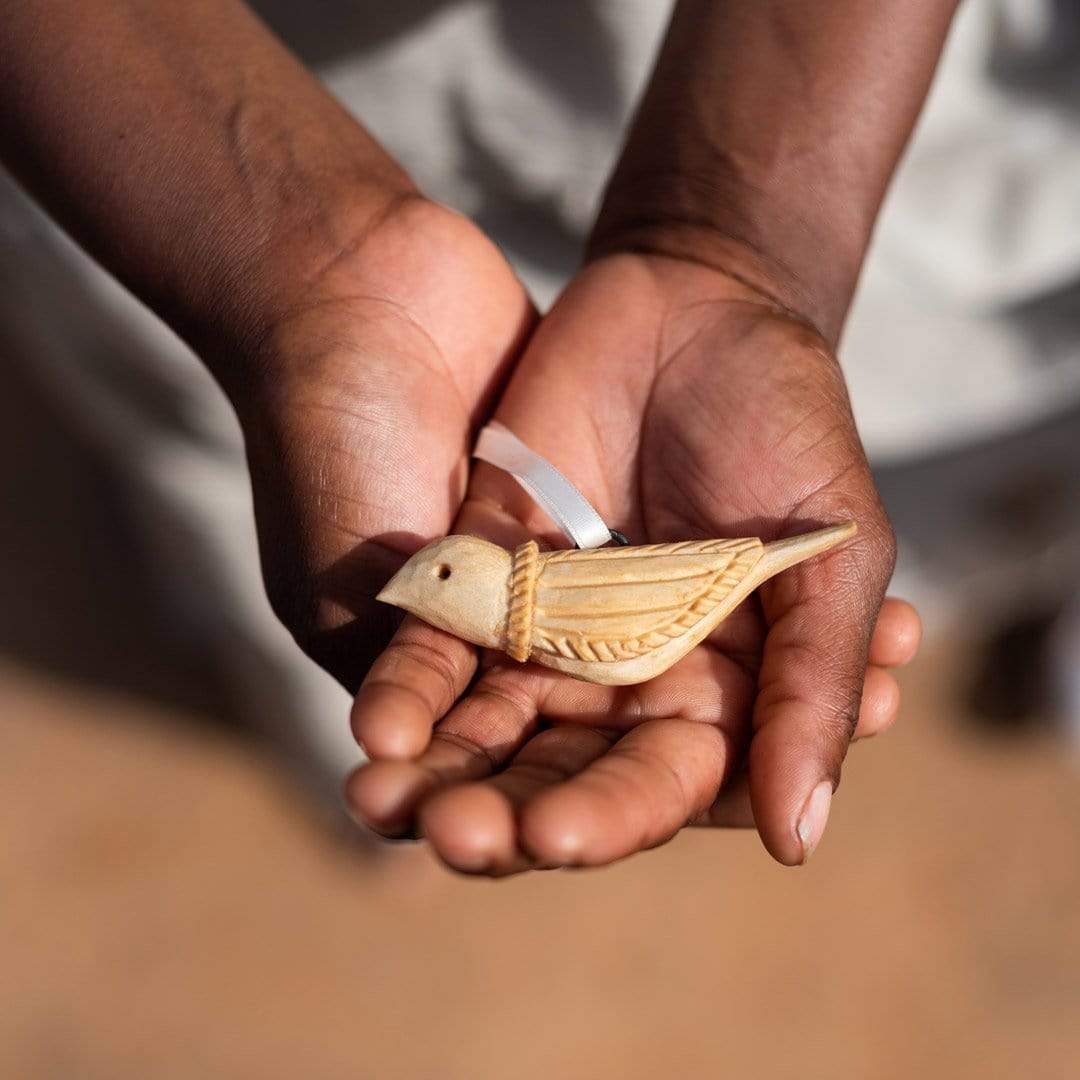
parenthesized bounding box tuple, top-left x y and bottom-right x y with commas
(529, 538, 763, 662)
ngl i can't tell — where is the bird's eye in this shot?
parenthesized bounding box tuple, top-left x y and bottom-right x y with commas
(436, 564, 452, 581)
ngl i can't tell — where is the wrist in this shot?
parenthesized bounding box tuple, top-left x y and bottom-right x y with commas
(176, 167, 421, 403)
(588, 166, 868, 347)
(0, 0, 422, 401)
(225, 193, 520, 435)
(589, 0, 961, 346)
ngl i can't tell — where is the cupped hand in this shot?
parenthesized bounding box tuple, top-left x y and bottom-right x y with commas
(348, 253, 920, 873)
(239, 197, 535, 690)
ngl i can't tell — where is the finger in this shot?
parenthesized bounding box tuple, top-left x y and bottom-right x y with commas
(419, 726, 616, 875)
(477, 644, 754, 733)
(868, 598, 922, 668)
(518, 719, 734, 868)
(350, 616, 477, 760)
(700, 663, 901, 830)
(854, 665, 900, 740)
(345, 739, 491, 838)
(749, 522, 895, 866)
(350, 644, 751, 857)
(346, 662, 545, 834)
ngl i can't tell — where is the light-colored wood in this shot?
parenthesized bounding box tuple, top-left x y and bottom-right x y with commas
(377, 522, 858, 685)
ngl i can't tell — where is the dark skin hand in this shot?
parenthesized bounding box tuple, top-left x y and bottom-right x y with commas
(345, 0, 957, 872)
(241, 199, 536, 688)
(0, 0, 537, 688)
(2, 0, 952, 872)
(347, 253, 918, 873)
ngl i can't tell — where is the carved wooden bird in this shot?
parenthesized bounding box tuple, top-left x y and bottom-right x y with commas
(377, 522, 857, 686)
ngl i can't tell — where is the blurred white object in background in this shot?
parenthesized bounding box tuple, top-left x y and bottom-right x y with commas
(845, 0, 1080, 461)
(842, 3, 1080, 745)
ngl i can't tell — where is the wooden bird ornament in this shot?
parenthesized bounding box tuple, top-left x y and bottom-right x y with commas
(377, 522, 857, 686)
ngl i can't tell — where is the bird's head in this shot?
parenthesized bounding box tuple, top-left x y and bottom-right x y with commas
(376, 535, 512, 650)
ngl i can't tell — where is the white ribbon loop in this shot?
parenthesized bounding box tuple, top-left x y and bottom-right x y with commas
(473, 421, 616, 549)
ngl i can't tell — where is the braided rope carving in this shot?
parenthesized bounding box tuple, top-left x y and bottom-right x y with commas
(506, 540, 540, 662)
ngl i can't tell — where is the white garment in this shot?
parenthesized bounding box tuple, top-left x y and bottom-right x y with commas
(845, 0, 1080, 459)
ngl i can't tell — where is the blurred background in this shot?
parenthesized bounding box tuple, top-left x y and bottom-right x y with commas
(2, 2, 1079, 1077)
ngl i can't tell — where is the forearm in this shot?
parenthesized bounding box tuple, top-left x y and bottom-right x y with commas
(0, 1, 415, 390)
(590, 0, 960, 343)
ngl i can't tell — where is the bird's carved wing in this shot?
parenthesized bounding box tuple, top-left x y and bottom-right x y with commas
(531, 538, 763, 662)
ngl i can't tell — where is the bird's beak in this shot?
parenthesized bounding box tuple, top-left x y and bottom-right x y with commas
(376, 567, 407, 608)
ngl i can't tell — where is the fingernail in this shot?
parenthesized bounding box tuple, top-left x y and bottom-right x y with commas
(797, 781, 833, 863)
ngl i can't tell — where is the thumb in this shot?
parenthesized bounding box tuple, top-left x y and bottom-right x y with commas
(748, 516, 897, 865)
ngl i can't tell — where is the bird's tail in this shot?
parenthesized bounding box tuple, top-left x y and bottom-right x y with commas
(751, 521, 858, 585)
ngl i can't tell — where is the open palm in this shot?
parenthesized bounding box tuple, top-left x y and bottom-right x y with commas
(348, 253, 917, 872)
